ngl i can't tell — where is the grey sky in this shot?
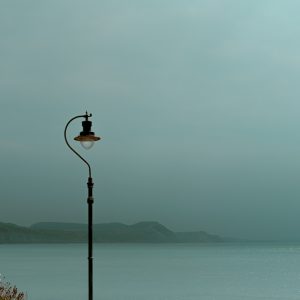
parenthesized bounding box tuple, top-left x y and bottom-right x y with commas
(1, 1, 300, 240)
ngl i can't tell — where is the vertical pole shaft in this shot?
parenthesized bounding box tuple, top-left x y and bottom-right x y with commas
(87, 177, 94, 300)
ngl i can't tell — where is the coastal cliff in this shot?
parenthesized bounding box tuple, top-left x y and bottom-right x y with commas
(0, 221, 223, 243)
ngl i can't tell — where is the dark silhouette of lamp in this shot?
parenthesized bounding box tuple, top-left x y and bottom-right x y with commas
(74, 113, 100, 149)
(64, 111, 101, 300)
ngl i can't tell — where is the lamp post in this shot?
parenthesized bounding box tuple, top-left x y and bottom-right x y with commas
(64, 111, 101, 300)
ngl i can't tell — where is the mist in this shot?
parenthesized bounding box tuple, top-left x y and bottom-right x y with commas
(1, 0, 300, 241)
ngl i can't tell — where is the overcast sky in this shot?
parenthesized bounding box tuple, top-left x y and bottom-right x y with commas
(1, 1, 300, 240)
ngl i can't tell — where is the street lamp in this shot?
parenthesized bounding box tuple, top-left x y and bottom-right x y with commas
(64, 111, 101, 300)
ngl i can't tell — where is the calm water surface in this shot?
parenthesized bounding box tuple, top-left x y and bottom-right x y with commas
(1, 243, 300, 299)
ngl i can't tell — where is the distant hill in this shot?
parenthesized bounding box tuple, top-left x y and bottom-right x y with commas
(31, 221, 178, 243)
(0, 222, 86, 243)
(0, 221, 223, 243)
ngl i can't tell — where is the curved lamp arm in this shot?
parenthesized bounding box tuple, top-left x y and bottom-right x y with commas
(64, 114, 92, 178)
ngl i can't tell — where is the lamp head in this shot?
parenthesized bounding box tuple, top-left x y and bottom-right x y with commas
(74, 112, 101, 149)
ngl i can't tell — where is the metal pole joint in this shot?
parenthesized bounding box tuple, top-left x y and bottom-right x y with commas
(87, 197, 94, 204)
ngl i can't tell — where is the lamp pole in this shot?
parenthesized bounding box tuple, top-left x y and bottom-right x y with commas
(64, 112, 101, 300)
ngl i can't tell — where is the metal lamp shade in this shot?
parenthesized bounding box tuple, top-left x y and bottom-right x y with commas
(74, 135, 101, 142)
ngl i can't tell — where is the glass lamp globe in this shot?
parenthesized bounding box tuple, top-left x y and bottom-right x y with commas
(80, 140, 95, 150)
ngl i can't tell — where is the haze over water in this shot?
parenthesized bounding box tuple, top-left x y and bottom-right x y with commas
(3, 2, 300, 299)
(2, 1, 300, 242)
(2, 243, 300, 300)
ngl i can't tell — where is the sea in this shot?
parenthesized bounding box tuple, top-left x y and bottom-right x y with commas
(1, 243, 300, 300)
